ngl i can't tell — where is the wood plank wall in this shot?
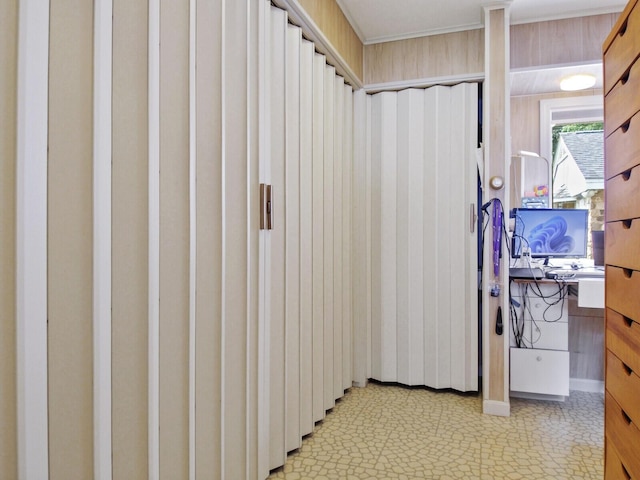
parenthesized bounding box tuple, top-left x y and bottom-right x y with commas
(298, 0, 363, 82)
(0, 0, 17, 478)
(364, 29, 485, 85)
(511, 14, 618, 69)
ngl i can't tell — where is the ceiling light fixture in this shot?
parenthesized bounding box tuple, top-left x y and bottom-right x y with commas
(560, 73, 597, 91)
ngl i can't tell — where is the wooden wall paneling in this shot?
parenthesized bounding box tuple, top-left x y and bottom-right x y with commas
(342, 84, 354, 391)
(395, 89, 412, 386)
(158, 0, 190, 477)
(422, 87, 440, 387)
(364, 30, 484, 86)
(194, 0, 223, 477)
(351, 89, 368, 387)
(484, 7, 510, 408)
(297, 0, 363, 81)
(369, 93, 382, 381)
(379, 92, 398, 382)
(299, 38, 315, 436)
(568, 300, 605, 381)
(268, 5, 287, 470)
(333, 75, 344, 401)
(406, 89, 426, 386)
(47, 0, 95, 477)
(285, 23, 302, 454)
(323, 64, 336, 411)
(311, 52, 325, 423)
(0, 0, 17, 477)
(111, 0, 149, 476)
(511, 14, 617, 69)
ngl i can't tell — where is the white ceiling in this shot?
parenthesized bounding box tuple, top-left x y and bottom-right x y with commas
(337, 0, 623, 94)
(338, 0, 626, 44)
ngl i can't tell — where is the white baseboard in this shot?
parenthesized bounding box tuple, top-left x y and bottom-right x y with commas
(483, 400, 510, 417)
(570, 378, 604, 394)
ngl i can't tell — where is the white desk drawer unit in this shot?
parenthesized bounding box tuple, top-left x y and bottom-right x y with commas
(510, 280, 571, 397)
(510, 348, 570, 396)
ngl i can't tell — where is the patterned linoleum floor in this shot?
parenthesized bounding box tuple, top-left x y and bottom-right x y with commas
(268, 382, 604, 480)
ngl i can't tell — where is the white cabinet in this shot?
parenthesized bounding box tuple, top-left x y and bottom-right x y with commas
(510, 281, 570, 397)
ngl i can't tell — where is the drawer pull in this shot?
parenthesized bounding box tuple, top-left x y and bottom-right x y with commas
(622, 409, 632, 425)
(623, 362, 633, 376)
(624, 315, 634, 327)
(619, 18, 628, 37)
(623, 219, 633, 229)
(621, 68, 631, 85)
(623, 268, 634, 278)
(621, 118, 631, 133)
(536, 356, 542, 362)
(623, 463, 631, 480)
(622, 168, 632, 181)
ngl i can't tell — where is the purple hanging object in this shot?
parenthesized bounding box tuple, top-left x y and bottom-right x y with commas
(492, 201, 502, 277)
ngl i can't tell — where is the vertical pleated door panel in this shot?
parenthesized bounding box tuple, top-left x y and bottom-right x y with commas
(311, 52, 326, 425)
(298, 38, 315, 438)
(396, 89, 425, 386)
(333, 76, 344, 401)
(368, 84, 479, 392)
(267, 5, 287, 471)
(285, 24, 302, 455)
(322, 64, 336, 411)
(342, 84, 354, 392)
(370, 92, 398, 382)
(260, 4, 355, 473)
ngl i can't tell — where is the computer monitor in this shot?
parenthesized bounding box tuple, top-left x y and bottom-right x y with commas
(511, 208, 589, 259)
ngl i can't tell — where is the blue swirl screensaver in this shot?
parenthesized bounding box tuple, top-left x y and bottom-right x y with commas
(513, 209, 588, 258)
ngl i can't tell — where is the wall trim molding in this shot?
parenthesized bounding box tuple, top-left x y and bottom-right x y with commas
(483, 400, 511, 416)
(364, 72, 484, 94)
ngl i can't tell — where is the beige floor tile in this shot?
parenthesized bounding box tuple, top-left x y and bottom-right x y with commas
(268, 383, 603, 480)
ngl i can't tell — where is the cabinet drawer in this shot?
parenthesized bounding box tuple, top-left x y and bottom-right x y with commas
(607, 308, 640, 375)
(604, 2, 640, 95)
(605, 109, 640, 180)
(606, 220, 640, 270)
(512, 295, 568, 323)
(510, 348, 569, 396)
(606, 266, 640, 322)
(606, 165, 640, 222)
(607, 350, 640, 427)
(510, 318, 568, 350)
(605, 440, 633, 480)
(605, 392, 640, 479)
(605, 57, 640, 138)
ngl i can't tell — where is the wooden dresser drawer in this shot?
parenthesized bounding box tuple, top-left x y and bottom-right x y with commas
(604, 0, 640, 95)
(605, 108, 640, 180)
(606, 219, 640, 270)
(605, 57, 640, 137)
(605, 391, 640, 479)
(606, 165, 640, 221)
(605, 440, 634, 480)
(607, 349, 640, 427)
(607, 308, 640, 375)
(607, 267, 640, 321)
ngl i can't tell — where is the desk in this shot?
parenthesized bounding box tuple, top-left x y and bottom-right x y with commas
(509, 277, 605, 399)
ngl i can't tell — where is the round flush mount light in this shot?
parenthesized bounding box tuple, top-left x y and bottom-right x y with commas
(560, 73, 597, 91)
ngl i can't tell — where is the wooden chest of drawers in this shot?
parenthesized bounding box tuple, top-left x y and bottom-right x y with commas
(603, 1, 640, 477)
